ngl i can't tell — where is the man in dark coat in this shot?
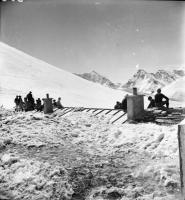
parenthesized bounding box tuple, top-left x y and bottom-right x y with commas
(114, 101, 122, 109)
(26, 91, 35, 110)
(14, 96, 19, 111)
(53, 99, 57, 108)
(147, 96, 156, 108)
(56, 97, 64, 109)
(23, 97, 28, 112)
(121, 94, 128, 112)
(27, 91, 33, 101)
(155, 88, 169, 108)
(18, 96, 24, 111)
(35, 98, 42, 111)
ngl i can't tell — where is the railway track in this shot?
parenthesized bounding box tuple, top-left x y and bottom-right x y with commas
(53, 106, 185, 126)
(54, 107, 128, 124)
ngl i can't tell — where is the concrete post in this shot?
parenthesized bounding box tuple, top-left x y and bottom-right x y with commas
(127, 88, 144, 121)
(178, 124, 185, 200)
(42, 93, 53, 114)
(133, 87, 137, 95)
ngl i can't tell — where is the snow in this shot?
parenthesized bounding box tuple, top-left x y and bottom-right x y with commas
(0, 42, 184, 199)
(0, 42, 128, 109)
(164, 77, 185, 102)
(0, 108, 182, 199)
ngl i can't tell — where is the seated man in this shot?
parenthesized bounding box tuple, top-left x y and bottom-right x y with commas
(35, 98, 42, 112)
(121, 94, 128, 112)
(53, 99, 57, 108)
(56, 97, 64, 109)
(155, 88, 169, 108)
(114, 101, 122, 109)
(14, 95, 19, 112)
(147, 96, 156, 108)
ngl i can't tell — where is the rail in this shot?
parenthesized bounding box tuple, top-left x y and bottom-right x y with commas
(54, 106, 128, 124)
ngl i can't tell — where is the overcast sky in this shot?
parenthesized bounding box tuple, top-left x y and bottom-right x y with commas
(1, 0, 185, 82)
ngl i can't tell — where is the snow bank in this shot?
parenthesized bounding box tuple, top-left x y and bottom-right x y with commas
(0, 154, 73, 200)
(0, 108, 182, 199)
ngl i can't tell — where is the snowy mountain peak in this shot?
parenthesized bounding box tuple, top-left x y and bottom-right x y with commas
(123, 68, 185, 94)
(133, 69, 149, 79)
(91, 70, 99, 75)
(75, 71, 119, 89)
(136, 69, 147, 75)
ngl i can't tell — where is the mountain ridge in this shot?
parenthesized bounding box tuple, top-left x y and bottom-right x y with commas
(75, 68, 185, 94)
(74, 71, 119, 89)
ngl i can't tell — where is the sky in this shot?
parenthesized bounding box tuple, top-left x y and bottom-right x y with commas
(0, 0, 185, 82)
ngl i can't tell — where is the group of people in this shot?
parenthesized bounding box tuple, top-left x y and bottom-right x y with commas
(114, 88, 169, 111)
(14, 91, 64, 112)
(147, 88, 169, 109)
(114, 94, 128, 111)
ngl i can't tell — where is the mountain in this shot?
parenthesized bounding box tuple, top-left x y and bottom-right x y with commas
(0, 42, 128, 108)
(75, 71, 119, 89)
(122, 69, 185, 94)
(75, 69, 185, 95)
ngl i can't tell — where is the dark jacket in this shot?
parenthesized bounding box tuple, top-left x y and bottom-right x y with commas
(147, 99, 156, 108)
(155, 93, 169, 107)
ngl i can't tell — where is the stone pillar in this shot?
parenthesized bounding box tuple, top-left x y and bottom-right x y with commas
(178, 124, 185, 200)
(133, 87, 137, 95)
(42, 94, 53, 114)
(127, 88, 144, 121)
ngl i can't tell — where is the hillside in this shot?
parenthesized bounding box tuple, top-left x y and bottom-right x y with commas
(0, 42, 127, 108)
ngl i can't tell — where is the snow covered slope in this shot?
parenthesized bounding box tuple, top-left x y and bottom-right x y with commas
(164, 77, 185, 102)
(0, 42, 128, 108)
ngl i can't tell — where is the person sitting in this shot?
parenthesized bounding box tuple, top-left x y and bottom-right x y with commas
(23, 97, 28, 112)
(52, 99, 57, 108)
(18, 96, 24, 111)
(14, 95, 19, 111)
(155, 88, 169, 108)
(26, 91, 35, 111)
(56, 97, 64, 109)
(147, 96, 156, 109)
(114, 101, 122, 109)
(121, 94, 128, 112)
(35, 98, 42, 112)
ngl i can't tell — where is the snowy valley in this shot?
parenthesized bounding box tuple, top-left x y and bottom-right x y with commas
(0, 42, 184, 200)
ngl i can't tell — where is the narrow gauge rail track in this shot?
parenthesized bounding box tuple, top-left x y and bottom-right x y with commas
(53, 106, 185, 126)
(55, 107, 128, 124)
